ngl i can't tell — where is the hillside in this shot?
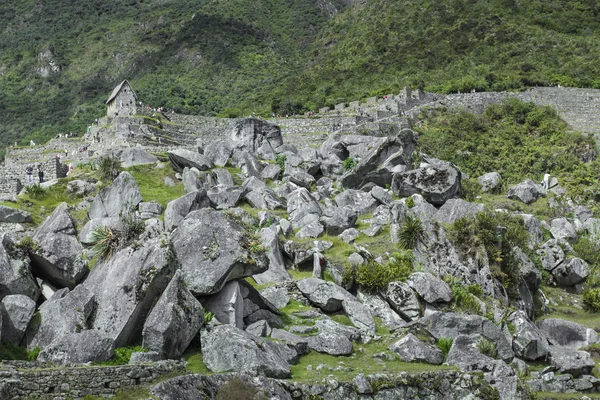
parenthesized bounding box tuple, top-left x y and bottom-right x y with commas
(3, 0, 600, 153)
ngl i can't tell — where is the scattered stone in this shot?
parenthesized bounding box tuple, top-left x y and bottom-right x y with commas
(37, 330, 114, 365)
(389, 333, 444, 364)
(383, 281, 421, 321)
(478, 172, 502, 193)
(537, 318, 599, 350)
(1, 294, 36, 345)
(89, 172, 142, 219)
(435, 199, 485, 224)
(164, 190, 211, 231)
(552, 257, 589, 286)
(406, 272, 453, 303)
(307, 332, 353, 356)
(507, 180, 541, 204)
(392, 165, 461, 206)
(547, 345, 595, 377)
(168, 149, 213, 172)
(0, 205, 32, 224)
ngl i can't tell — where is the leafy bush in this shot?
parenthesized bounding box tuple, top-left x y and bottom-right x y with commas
(275, 154, 286, 172)
(405, 196, 415, 208)
(573, 235, 600, 267)
(461, 178, 482, 201)
(216, 376, 266, 400)
(450, 282, 482, 315)
(90, 225, 121, 260)
(97, 156, 122, 182)
(345, 250, 414, 292)
(583, 288, 600, 313)
(477, 338, 498, 359)
(436, 338, 453, 357)
(398, 214, 425, 250)
(25, 184, 47, 200)
(342, 157, 356, 171)
(448, 211, 529, 296)
(98, 346, 147, 366)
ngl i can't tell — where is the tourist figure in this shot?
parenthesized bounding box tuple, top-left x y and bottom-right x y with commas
(25, 166, 33, 184)
(541, 173, 550, 190)
(38, 166, 44, 184)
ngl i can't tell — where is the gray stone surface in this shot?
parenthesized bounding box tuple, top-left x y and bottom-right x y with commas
(550, 217, 578, 242)
(204, 140, 233, 167)
(0, 294, 36, 345)
(202, 280, 244, 328)
(0, 236, 39, 301)
(26, 285, 95, 350)
(168, 149, 213, 172)
(547, 345, 595, 377)
(37, 330, 114, 365)
(113, 148, 159, 168)
(252, 228, 292, 285)
(357, 291, 406, 329)
(553, 257, 589, 286)
(389, 333, 444, 364)
(435, 199, 485, 224)
(171, 209, 268, 295)
(406, 272, 453, 303)
(31, 203, 88, 288)
(320, 206, 357, 236)
(202, 324, 293, 378)
(228, 118, 284, 159)
(139, 201, 164, 220)
(334, 190, 379, 216)
(88, 172, 142, 219)
(537, 318, 599, 350)
(536, 239, 566, 271)
(245, 186, 286, 210)
(383, 281, 421, 321)
(0, 205, 32, 223)
(84, 236, 173, 347)
(306, 332, 353, 356)
(507, 180, 541, 204)
(207, 185, 245, 209)
(287, 188, 323, 238)
(259, 287, 290, 309)
(477, 172, 502, 193)
(143, 270, 204, 359)
(392, 165, 461, 206)
(509, 310, 550, 361)
(67, 180, 97, 197)
(164, 190, 211, 232)
(79, 217, 123, 245)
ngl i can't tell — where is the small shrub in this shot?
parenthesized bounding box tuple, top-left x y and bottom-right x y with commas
(99, 345, 147, 366)
(436, 338, 453, 356)
(477, 338, 498, 359)
(216, 376, 266, 400)
(97, 155, 122, 182)
(90, 225, 121, 260)
(405, 196, 415, 208)
(203, 310, 215, 325)
(342, 157, 356, 171)
(275, 154, 286, 172)
(16, 236, 40, 253)
(583, 288, 600, 313)
(119, 204, 144, 245)
(461, 178, 482, 201)
(398, 214, 425, 250)
(25, 184, 47, 199)
(350, 250, 414, 292)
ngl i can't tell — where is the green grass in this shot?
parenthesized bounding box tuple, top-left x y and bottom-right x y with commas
(535, 393, 600, 400)
(126, 164, 185, 209)
(289, 323, 454, 383)
(183, 351, 213, 375)
(83, 387, 156, 400)
(536, 286, 600, 330)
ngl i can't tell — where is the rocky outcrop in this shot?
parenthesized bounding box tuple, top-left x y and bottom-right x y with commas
(0, 236, 39, 301)
(171, 209, 268, 295)
(111, 148, 159, 168)
(168, 149, 213, 172)
(0, 205, 32, 223)
(30, 203, 88, 288)
(37, 330, 114, 365)
(507, 180, 541, 204)
(537, 318, 599, 350)
(0, 295, 36, 345)
(406, 272, 453, 304)
(88, 172, 142, 219)
(391, 165, 461, 206)
(389, 333, 444, 364)
(142, 270, 204, 359)
(201, 324, 294, 378)
(229, 118, 284, 159)
(163, 190, 211, 231)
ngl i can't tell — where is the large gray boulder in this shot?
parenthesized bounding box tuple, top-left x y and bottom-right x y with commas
(390, 333, 444, 364)
(171, 209, 268, 296)
(340, 132, 416, 189)
(37, 330, 114, 365)
(79, 217, 123, 245)
(0, 236, 39, 301)
(547, 345, 595, 377)
(252, 227, 292, 285)
(139, 201, 164, 220)
(536, 239, 566, 272)
(26, 285, 95, 350)
(204, 140, 233, 167)
(287, 188, 323, 238)
(435, 199, 485, 224)
(356, 291, 406, 329)
(335, 190, 380, 216)
(143, 270, 203, 359)
(207, 185, 246, 209)
(229, 118, 284, 159)
(84, 236, 174, 347)
(507, 180, 541, 204)
(509, 311, 550, 361)
(112, 148, 159, 168)
(0, 205, 32, 223)
(163, 190, 211, 232)
(553, 257, 589, 286)
(89, 172, 142, 219)
(30, 203, 88, 288)
(202, 280, 244, 328)
(320, 206, 358, 236)
(202, 324, 293, 378)
(296, 278, 375, 337)
(391, 165, 461, 206)
(549, 218, 577, 242)
(245, 186, 285, 210)
(67, 180, 97, 197)
(383, 281, 421, 321)
(1, 295, 36, 345)
(477, 172, 502, 193)
(168, 149, 213, 172)
(306, 332, 353, 356)
(406, 272, 453, 304)
(537, 318, 599, 350)
(418, 312, 514, 361)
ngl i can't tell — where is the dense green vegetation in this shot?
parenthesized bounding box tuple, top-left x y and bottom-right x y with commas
(416, 99, 600, 206)
(3, 0, 600, 152)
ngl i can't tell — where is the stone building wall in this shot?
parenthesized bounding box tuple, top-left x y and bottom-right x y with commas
(1, 360, 185, 400)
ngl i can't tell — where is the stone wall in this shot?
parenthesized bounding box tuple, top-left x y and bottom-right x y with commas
(0, 157, 68, 195)
(1, 360, 185, 400)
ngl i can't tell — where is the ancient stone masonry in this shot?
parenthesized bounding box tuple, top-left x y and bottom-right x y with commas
(0, 156, 67, 195)
(0, 360, 184, 399)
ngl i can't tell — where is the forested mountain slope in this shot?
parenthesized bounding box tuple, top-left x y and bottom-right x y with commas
(1, 0, 600, 150)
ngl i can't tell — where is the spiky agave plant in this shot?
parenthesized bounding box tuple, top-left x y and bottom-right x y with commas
(398, 214, 425, 250)
(90, 225, 121, 260)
